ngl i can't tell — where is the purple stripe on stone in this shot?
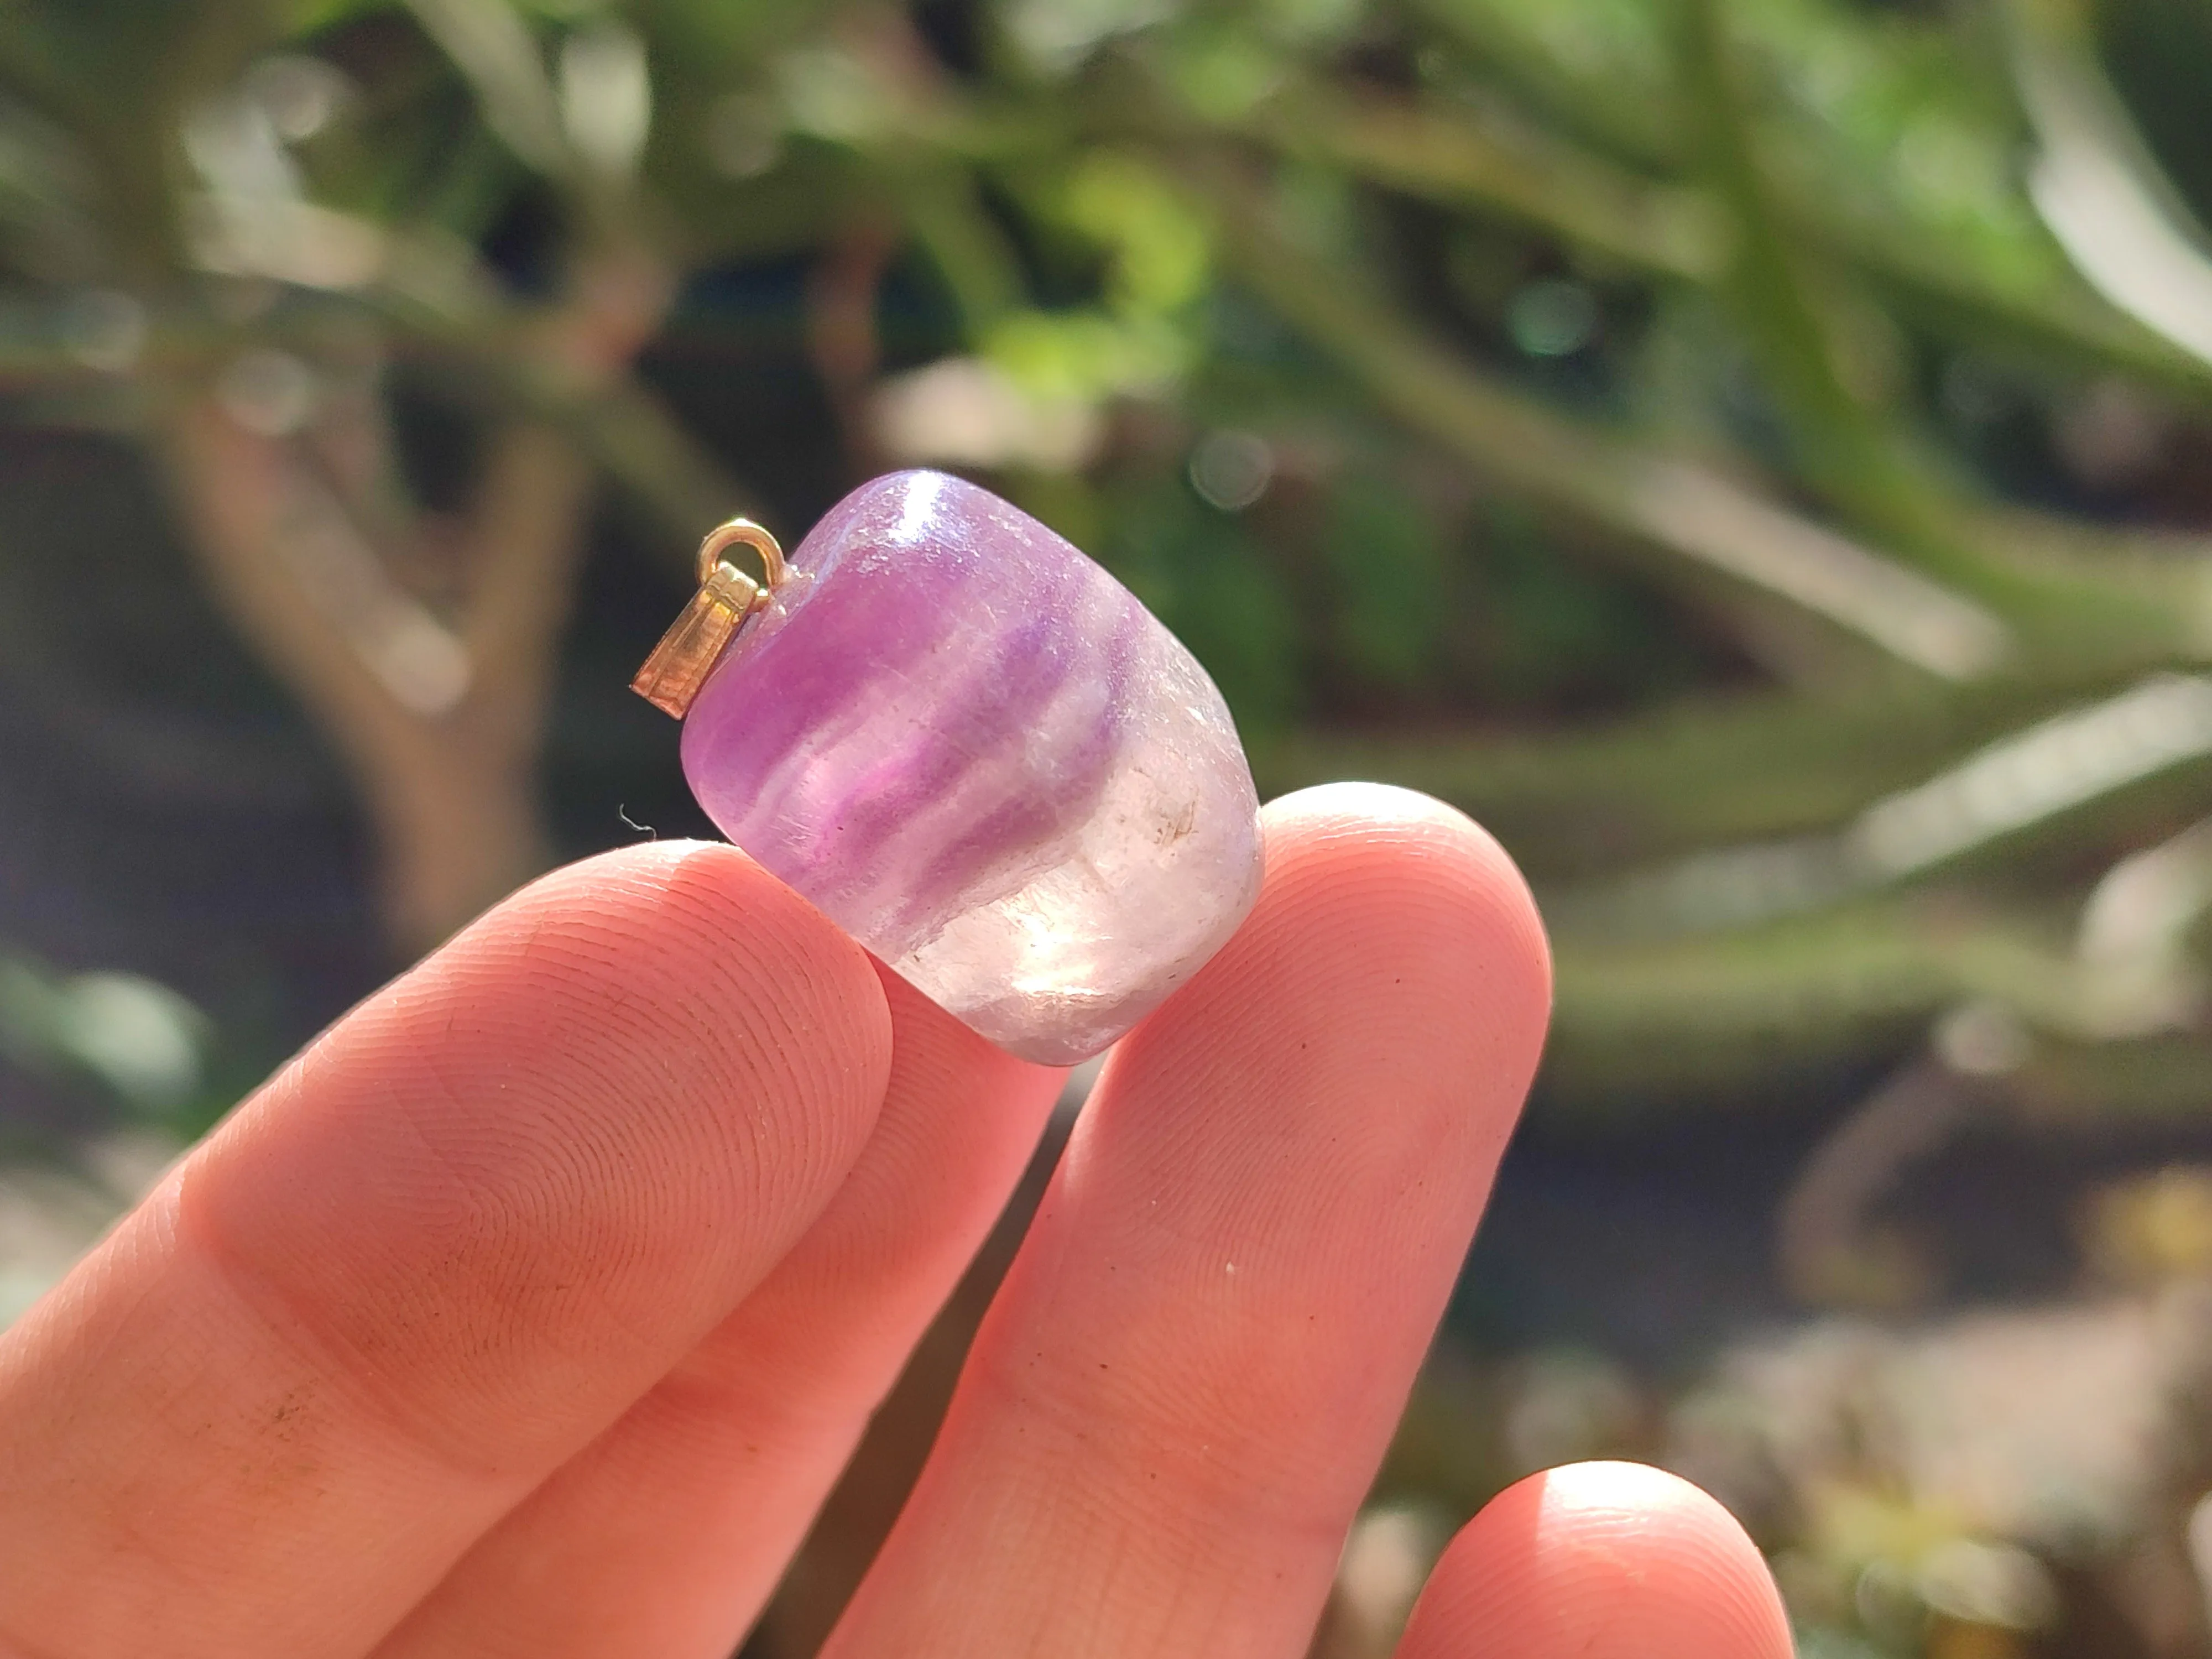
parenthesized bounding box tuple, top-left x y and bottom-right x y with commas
(885, 599, 1143, 943)
(820, 610, 1076, 891)
(680, 469, 1263, 1064)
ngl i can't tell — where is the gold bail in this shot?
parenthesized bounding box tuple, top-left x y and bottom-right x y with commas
(631, 519, 788, 719)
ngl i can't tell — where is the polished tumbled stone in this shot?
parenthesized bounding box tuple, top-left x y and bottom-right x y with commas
(681, 469, 1263, 1064)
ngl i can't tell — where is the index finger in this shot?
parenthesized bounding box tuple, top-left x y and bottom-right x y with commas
(0, 842, 891, 1659)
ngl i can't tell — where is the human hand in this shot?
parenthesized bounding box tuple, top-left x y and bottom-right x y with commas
(0, 784, 1791, 1659)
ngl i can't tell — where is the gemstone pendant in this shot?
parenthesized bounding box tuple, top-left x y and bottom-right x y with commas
(637, 469, 1264, 1065)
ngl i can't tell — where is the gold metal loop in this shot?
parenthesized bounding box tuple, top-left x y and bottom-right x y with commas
(632, 517, 791, 721)
(697, 519, 787, 591)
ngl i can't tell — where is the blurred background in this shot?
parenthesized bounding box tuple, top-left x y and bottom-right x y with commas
(12, 0, 2212, 1651)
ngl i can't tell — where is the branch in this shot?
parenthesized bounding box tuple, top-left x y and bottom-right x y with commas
(1261, 665, 2144, 876)
(1246, 80, 1722, 280)
(1553, 675, 2212, 941)
(403, 0, 571, 179)
(1541, 901, 2079, 1113)
(1257, 76, 2212, 404)
(806, 216, 900, 478)
(459, 420, 591, 728)
(1677, 0, 2007, 599)
(156, 400, 463, 747)
(365, 237, 755, 555)
(1196, 166, 2031, 676)
(1777, 1055, 1966, 1305)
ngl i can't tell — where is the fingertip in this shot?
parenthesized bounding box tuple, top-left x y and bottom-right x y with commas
(1398, 1462, 1793, 1659)
(406, 837, 895, 1162)
(1261, 782, 1550, 983)
(1263, 779, 1516, 854)
(1240, 781, 1551, 1066)
(177, 837, 898, 1464)
(386, 832, 901, 1224)
(469, 837, 881, 1006)
(1095, 781, 1552, 1235)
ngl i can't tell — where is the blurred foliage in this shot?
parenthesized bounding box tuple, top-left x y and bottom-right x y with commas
(0, 0, 2177, 1115)
(0, 946, 208, 1119)
(12, 0, 2212, 1647)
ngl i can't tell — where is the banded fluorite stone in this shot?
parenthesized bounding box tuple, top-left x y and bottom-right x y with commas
(680, 470, 1263, 1064)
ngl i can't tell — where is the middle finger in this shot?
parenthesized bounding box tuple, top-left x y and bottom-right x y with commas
(823, 784, 1551, 1659)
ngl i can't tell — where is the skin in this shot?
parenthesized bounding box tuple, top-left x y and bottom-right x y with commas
(0, 784, 1794, 1659)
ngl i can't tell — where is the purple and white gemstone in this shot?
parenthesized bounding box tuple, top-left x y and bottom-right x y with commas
(681, 469, 1263, 1065)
